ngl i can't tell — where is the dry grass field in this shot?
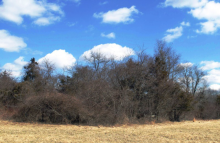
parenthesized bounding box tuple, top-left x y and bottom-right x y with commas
(0, 119, 220, 143)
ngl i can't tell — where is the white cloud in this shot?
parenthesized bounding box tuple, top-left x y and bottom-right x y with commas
(33, 16, 61, 26)
(0, 0, 45, 24)
(179, 62, 194, 68)
(93, 6, 139, 24)
(164, 0, 220, 34)
(101, 32, 115, 39)
(204, 69, 220, 84)
(189, 1, 220, 34)
(200, 61, 220, 70)
(163, 0, 208, 8)
(80, 43, 135, 61)
(38, 49, 76, 69)
(199, 60, 220, 90)
(33, 17, 50, 26)
(210, 84, 220, 91)
(2, 57, 28, 77)
(196, 21, 220, 34)
(0, 0, 63, 26)
(190, 1, 220, 34)
(189, 1, 220, 21)
(1, 50, 76, 77)
(163, 21, 190, 42)
(46, 3, 64, 15)
(163, 26, 183, 43)
(0, 29, 27, 52)
(181, 21, 190, 26)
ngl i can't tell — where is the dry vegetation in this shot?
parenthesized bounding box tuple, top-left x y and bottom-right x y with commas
(2, 41, 220, 126)
(1, 41, 220, 142)
(0, 119, 220, 143)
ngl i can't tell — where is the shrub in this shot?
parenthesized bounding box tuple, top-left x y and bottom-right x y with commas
(13, 93, 89, 124)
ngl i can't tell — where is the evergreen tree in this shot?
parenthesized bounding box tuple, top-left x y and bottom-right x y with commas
(23, 58, 39, 82)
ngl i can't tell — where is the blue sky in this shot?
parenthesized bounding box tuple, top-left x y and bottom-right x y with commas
(0, 0, 220, 90)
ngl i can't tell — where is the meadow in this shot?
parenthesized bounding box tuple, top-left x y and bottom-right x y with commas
(0, 119, 219, 143)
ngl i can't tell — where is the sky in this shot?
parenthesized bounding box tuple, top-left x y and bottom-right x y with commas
(0, 0, 220, 90)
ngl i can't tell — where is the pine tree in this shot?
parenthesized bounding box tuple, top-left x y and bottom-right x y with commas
(23, 58, 39, 82)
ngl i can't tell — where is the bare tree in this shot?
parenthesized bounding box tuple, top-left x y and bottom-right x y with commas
(39, 59, 57, 93)
(83, 51, 111, 72)
(179, 64, 206, 96)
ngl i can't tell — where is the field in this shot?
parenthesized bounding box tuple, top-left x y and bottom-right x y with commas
(0, 120, 220, 143)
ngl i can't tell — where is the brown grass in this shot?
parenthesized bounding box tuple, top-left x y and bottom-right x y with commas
(0, 119, 220, 143)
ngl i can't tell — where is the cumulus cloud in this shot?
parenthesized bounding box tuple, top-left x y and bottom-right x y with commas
(1, 50, 76, 77)
(163, 0, 220, 34)
(101, 32, 115, 39)
(178, 61, 220, 91)
(210, 84, 220, 91)
(0, 0, 63, 26)
(0, 30, 27, 52)
(163, 21, 190, 43)
(196, 21, 220, 34)
(38, 49, 76, 69)
(2, 57, 28, 77)
(200, 61, 220, 90)
(80, 43, 135, 61)
(163, 0, 208, 8)
(189, 1, 220, 21)
(200, 61, 220, 70)
(189, 1, 220, 34)
(203, 69, 220, 84)
(93, 6, 139, 24)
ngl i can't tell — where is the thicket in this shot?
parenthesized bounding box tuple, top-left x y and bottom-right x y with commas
(0, 41, 220, 125)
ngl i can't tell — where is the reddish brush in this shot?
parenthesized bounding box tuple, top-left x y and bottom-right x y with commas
(193, 118, 196, 122)
(151, 120, 155, 125)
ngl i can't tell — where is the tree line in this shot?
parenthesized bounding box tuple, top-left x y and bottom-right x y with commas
(0, 41, 220, 125)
